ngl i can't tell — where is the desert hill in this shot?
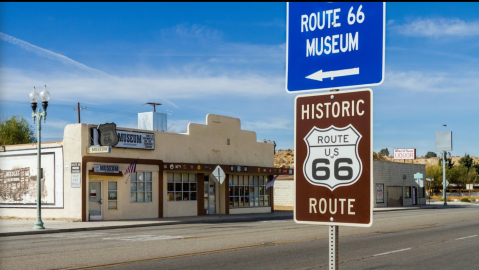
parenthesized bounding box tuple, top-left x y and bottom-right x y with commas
(274, 150, 478, 168)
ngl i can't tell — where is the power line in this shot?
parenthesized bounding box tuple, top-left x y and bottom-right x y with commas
(0, 98, 162, 124)
(88, 105, 146, 123)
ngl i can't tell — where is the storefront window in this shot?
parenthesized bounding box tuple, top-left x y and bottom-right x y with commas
(418, 187, 425, 198)
(108, 181, 117, 210)
(167, 173, 197, 201)
(229, 175, 269, 208)
(405, 186, 411, 198)
(130, 172, 153, 203)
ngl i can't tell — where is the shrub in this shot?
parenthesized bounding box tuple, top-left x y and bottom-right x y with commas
(460, 198, 471, 202)
(439, 198, 444, 201)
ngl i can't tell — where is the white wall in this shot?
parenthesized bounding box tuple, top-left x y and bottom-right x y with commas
(273, 180, 295, 207)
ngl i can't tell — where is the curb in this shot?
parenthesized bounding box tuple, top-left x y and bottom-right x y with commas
(3, 205, 476, 237)
(374, 207, 421, 212)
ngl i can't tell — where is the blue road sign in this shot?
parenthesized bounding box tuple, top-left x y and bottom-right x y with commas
(286, 2, 385, 93)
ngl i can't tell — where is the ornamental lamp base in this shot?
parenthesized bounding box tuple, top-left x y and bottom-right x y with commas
(33, 219, 45, 230)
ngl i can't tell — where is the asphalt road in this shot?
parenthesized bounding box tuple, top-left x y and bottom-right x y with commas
(1, 207, 478, 270)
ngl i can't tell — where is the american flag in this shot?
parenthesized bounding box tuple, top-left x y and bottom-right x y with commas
(124, 159, 138, 175)
(266, 175, 279, 190)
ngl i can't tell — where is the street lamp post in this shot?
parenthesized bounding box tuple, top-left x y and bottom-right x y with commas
(441, 124, 447, 206)
(29, 85, 50, 230)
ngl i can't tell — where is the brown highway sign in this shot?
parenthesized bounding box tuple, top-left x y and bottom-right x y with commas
(294, 89, 373, 227)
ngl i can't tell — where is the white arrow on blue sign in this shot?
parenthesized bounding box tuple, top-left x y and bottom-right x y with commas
(286, 2, 385, 93)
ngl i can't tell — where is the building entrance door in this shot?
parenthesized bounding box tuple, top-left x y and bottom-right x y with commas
(204, 176, 216, 214)
(89, 181, 103, 220)
(412, 187, 417, 205)
(387, 186, 403, 207)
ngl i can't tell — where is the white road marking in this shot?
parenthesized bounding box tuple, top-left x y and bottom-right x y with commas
(372, 248, 411, 257)
(455, 235, 477, 240)
(260, 220, 289, 223)
(102, 235, 186, 241)
(43, 232, 109, 238)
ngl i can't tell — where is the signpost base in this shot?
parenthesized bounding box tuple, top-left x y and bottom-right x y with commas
(329, 225, 338, 270)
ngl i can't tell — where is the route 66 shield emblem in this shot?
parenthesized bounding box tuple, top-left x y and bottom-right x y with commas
(303, 124, 362, 190)
(98, 123, 119, 147)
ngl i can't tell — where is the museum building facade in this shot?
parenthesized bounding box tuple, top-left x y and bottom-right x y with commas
(0, 114, 289, 222)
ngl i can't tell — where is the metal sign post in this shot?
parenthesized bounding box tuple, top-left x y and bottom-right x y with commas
(212, 165, 226, 217)
(426, 178, 434, 205)
(443, 152, 447, 206)
(435, 131, 452, 206)
(288, 3, 384, 269)
(329, 225, 338, 269)
(294, 89, 373, 270)
(218, 167, 222, 218)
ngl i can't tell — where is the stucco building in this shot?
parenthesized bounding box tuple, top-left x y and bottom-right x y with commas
(0, 114, 290, 221)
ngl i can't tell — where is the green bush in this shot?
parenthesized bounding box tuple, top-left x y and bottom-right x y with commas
(439, 198, 444, 201)
(460, 198, 471, 202)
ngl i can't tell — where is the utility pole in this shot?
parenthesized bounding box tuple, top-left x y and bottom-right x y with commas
(146, 102, 162, 112)
(73, 102, 87, 123)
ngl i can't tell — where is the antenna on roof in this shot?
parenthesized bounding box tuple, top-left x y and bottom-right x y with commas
(146, 102, 162, 112)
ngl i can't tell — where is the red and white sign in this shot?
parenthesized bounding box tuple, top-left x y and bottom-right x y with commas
(393, 149, 416, 160)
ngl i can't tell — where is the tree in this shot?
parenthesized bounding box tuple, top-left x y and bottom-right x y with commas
(425, 151, 437, 158)
(379, 148, 389, 156)
(426, 164, 443, 192)
(0, 115, 36, 145)
(449, 164, 478, 191)
(472, 163, 479, 176)
(438, 152, 454, 169)
(458, 154, 473, 169)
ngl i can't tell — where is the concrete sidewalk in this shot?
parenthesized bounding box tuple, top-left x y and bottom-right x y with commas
(0, 211, 294, 237)
(1, 201, 477, 237)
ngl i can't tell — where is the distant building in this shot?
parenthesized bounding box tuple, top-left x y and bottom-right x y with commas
(274, 161, 426, 208)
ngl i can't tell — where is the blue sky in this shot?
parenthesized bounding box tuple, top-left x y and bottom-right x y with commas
(1, 3, 478, 157)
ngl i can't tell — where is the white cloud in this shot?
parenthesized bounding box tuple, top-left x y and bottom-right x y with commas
(0, 68, 285, 104)
(392, 18, 479, 37)
(161, 24, 223, 41)
(0, 26, 286, 104)
(382, 70, 479, 92)
(242, 119, 293, 132)
(0, 32, 110, 76)
(39, 119, 72, 140)
(155, 24, 284, 65)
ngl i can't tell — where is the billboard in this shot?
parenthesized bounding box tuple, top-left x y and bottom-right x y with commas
(393, 149, 416, 160)
(435, 131, 452, 152)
